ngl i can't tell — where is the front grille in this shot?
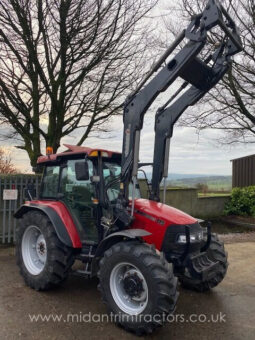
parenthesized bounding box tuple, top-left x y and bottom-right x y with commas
(161, 222, 203, 257)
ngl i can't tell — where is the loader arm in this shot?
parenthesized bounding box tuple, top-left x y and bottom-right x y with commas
(116, 0, 242, 224)
(150, 46, 232, 202)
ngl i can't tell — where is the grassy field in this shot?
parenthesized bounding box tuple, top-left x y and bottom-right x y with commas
(168, 175, 232, 192)
(198, 192, 231, 197)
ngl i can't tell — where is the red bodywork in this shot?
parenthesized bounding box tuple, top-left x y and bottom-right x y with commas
(132, 199, 197, 250)
(26, 200, 82, 248)
(28, 198, 196, 251)
(37, 144, 120, 164)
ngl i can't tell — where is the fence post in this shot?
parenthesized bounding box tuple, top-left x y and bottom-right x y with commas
(8, 177, 12, 243)
(2, 177, 7, 243)
(13, 176, 18, 242)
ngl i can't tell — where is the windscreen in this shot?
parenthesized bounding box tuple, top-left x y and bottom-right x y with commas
(103, 161, 140, 203)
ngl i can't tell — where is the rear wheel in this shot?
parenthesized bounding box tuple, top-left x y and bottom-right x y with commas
(179, 234, 228, 292)
(98, 241, 178, 335)
(16, 210, 74, 291)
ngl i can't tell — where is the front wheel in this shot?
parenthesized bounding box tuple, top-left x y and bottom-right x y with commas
(98, 241, 178, 335)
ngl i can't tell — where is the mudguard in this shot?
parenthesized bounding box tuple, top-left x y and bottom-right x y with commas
(14, 202, 82, 248)
(94, 229, 151, 258)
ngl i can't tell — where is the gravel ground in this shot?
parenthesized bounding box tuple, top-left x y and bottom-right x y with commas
(0, 239, 255, 340)
(219, 232, 255, 243)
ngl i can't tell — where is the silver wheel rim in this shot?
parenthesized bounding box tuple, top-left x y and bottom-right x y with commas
(21, 225, 47, 275)
(110, 262, 148, 315)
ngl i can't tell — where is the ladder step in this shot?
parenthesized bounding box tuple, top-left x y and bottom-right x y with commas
(76, 245, 95, 262)
(79, 253, 95, 259)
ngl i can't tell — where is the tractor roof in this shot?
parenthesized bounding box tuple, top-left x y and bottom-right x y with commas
(37, 144, 121, 164)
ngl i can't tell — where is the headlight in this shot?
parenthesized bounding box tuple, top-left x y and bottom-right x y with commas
(177, 231, 203, 244)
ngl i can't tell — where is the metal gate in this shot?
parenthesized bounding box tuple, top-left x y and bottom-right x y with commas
(0, 175, 41, 244)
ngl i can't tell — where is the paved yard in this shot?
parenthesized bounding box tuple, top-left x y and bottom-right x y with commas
(0, 242, 255, 340)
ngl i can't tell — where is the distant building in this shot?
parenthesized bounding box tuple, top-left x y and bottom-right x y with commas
(231, 154, 255, 188)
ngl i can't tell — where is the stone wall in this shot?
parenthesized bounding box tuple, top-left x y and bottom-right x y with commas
(139, 179, 230, 219)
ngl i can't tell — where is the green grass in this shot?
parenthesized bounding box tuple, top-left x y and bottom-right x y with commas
(168, 175, 232, 192)
(198, 192, 231, 197)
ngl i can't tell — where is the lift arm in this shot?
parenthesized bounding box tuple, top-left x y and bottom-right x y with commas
(150, 44, 235, 202)
(116, 0, 242, 225)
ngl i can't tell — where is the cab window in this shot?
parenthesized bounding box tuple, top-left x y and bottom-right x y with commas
(41, 165, 60, 198)
(103, 162, 141, 203)
(59, 159, 94, 195)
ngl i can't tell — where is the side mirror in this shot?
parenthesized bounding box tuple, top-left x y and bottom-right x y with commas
(75, 161, 89, 181)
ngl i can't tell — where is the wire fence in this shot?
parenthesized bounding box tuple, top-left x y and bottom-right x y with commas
(0, 175, 41, 244)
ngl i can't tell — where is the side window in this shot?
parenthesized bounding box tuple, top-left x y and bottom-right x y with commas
(103, 162, 121, 185)
(41, 166, 60, 198)
(128, 182, 141, 200)
(103, 162, 121, 203)
(60, 159, 94, 202)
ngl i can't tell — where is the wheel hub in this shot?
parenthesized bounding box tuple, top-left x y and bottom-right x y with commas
(110, 263, 148, 315)
(123, 272, 144, 297)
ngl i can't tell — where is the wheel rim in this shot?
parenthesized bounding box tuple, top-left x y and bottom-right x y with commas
(110, 262, 148, 315)
(21, 225, 47, 275)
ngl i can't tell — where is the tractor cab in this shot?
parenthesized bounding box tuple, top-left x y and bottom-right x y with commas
(35, 144, 140, 244)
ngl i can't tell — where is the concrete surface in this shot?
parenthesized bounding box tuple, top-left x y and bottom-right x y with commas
(0, 243, 255, 340)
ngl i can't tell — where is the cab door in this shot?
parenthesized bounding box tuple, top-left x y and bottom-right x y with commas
(59, 159, 98, 243)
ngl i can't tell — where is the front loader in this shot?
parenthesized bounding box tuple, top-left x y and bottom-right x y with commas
(14, 0, 242, 335)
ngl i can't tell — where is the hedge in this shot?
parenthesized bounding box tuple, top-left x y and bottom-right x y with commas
(224, 186, 255, 217)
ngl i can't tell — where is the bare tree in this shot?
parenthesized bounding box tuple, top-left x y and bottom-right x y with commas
(0, 0, 158, 169)
(0, 148, 17, 174)
(164, 0, 255, 144)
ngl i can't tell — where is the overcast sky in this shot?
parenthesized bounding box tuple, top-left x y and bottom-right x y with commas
(4, 0, 255, 175)
(10, 113, 254, 176)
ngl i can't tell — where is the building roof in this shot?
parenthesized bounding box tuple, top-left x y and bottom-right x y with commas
(231, 154, 255, 162)
(37, 144, 121, 164)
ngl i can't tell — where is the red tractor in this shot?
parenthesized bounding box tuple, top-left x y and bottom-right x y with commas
(15, 0, 242, 335)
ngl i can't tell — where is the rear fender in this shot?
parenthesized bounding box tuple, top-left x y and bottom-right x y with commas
(14, 203, 82, 248)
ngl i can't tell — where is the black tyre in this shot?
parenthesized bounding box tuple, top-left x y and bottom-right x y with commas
(16, 210, 74, 291)
(179, 234, 228, 292)
(98, 241, 178, 335)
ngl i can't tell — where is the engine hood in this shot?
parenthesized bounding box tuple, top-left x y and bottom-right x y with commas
(134, 199, 197, 226)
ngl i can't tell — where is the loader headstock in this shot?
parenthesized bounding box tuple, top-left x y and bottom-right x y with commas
(186, 0, 242, 55)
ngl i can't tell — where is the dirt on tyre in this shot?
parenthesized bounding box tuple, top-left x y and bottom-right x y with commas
(179, 233, 228, 292)
(98, 241, 178, 335)
(16, 210, 74, 291)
